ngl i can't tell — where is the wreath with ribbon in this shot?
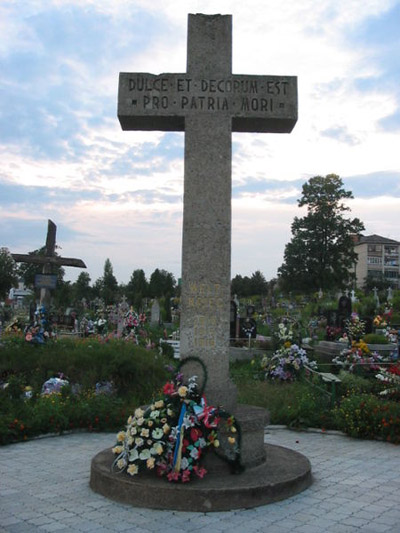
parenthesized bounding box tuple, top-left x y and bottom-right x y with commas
(112, 357, 242, 482)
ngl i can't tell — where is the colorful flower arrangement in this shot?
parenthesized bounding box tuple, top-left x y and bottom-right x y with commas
(332, 341, 385, 373)
(260, 323, 317, 381)
(112, 368, 241, 482)
(345, 312, 366, 341)
(376, 364, 400, 400)
(373, 314, 388, 328)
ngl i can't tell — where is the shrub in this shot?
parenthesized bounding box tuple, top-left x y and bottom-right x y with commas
(334, 393, 400, 444)
(363, 333, 389, 345)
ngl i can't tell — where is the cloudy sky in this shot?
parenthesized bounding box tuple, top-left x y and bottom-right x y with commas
(1, 0, 400, 286)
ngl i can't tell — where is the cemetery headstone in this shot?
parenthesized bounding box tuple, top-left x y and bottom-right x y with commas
(230, 299, 238, 339)
(151, 299, 161, 325)
(337, 294, 352, 328)
(118, 13, 297, 409)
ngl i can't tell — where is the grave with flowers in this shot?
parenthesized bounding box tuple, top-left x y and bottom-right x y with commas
(90, 13, 312, 511)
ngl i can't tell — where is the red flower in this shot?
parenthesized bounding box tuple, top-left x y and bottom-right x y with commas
(163, 382, 175, 395)
(190, 427, 202, 442)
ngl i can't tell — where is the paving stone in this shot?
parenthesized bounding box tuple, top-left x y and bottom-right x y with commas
(1, 430, 400, 532)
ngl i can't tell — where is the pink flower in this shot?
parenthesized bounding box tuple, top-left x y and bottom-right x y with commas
(181, 469, 191, 483)
(167, 471, 180, 482)
(193, 465, 207, 479)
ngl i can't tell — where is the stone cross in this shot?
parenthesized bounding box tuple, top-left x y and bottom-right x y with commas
(118, 14, 297, 409)
(12, 219, 86, 309)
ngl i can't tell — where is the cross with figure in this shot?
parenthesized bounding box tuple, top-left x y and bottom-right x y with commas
(12, 219, 86, 309)
(118, 14, 297, 409)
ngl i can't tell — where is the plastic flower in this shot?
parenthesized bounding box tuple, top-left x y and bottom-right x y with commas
(152, 442, 163, 455)
(116, 431, 126, 442)
(134, 408, 144, 418)
(146, 457, 155, 469)
(117, 458, 126, 469)
(152, 428, 164, 440)
(112, 445, 123, 454)
(127, 464, 139, 476)
(163, 382, 175, 395)
(178, 386, 188, 398)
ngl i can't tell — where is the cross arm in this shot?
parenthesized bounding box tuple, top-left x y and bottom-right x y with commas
(118, 73, 297, 133)
(11, 254, 86, 268)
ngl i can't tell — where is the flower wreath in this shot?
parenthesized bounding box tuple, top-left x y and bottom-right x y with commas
(112, 358, 242, 482)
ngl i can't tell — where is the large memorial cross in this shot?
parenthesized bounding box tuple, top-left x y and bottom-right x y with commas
(118, 14, 297, 409)
(12, 220, 86, 308)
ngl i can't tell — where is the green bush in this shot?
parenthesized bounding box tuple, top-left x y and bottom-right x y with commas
(334, 393, 400, 443)
(363, 333, 388, 345)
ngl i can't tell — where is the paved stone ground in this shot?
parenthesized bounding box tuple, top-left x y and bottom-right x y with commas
(1, 427, 399, 532)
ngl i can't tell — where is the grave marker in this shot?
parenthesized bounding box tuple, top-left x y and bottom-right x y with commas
(118, 14, 297, 409)
(12, 220, 86, 309)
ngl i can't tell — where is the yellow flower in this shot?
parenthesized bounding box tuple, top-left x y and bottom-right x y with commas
(284, 341, 292, 348)
(116, 431, 126, 442)
(167, 408, 174, 417)
(162, 423, 170, 434)
(112, 445, 123, 454)
(213, 439, 220, 448)
(146, 457, 155, 469)
(127, 416, 133, 424)
(228, 437, 236, 444)
(154, 400, 164, 409)
(127, 464, 139, 476)
(135, 408, 144, 418)
(117, 458, 126, 469)
(140, 428, 149, 438)
(231, 427, 237, 433)
(178, 386, 188, 398)
(153, 442, 163, 455)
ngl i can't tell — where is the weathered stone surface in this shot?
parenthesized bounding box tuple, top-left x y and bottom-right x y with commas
(90, 443, 312, 512)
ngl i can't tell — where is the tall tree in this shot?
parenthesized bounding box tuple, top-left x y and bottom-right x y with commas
(249, 271, 268, 295)
(126, 269, 148, 309)
(72, 271, 92, 304)
(278, 174, 365, 292)
(100, 258, 119, 305)
(149, 269, 176, 298)
(0, 248, 19, 300)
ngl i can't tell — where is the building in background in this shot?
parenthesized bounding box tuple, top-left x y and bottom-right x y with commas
(352, 234, 400, 289)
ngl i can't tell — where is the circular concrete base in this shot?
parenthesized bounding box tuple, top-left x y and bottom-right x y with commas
(90, 444, 312, 512)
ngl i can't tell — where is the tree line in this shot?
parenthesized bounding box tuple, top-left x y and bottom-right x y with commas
(3, 173, 388, 304)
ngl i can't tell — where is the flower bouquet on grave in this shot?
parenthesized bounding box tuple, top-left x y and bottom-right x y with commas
(260, 323, 317, 381)
(332, 341, 385, 374)
(376, 363, 400, 400)
(112, 362, 241, 482)
(344, 312, 365, 342)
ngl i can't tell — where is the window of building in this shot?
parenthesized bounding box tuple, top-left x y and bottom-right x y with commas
(367, 257, 382, 265)
(368, 244, 382, 253)
(384, 270, 398, 279)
